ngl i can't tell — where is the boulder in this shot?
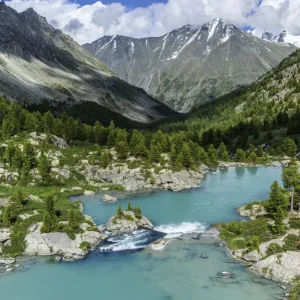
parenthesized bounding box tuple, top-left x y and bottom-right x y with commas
(51, 157, 60, 167)
(52, 135, 69, 149)
(242, 250, 262, 262)
(102, 194, 117, 203)
(0, 229, 10, 243)
(84, 190, 96, 196)
(28, 195, 43, 202)
(51, 168, 70, 179)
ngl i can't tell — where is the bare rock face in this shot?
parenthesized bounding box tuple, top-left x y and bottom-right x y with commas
(84, 19, 295, 113)
(106, 211, 153, 236)
(251, 251, 300, 283)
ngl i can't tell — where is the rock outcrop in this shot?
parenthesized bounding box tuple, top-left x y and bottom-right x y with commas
(237, 204, 267, 220)
(106, 211, 153, 236)
(29, 132, 69, 149)
(251, 251, 300, 283)
(78, 164, 208, 192)
(24, 223, 103, 260)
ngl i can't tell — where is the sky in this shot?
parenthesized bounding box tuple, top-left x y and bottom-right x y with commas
(5, 0, 300, 44)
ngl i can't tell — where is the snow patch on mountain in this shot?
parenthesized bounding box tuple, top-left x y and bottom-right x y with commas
(207, 19, 221, 41)
(166, 28, 201, 60)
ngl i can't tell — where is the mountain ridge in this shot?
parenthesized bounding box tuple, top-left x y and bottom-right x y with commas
(84, 18, 296, 112)
(0, 3, 176, 124)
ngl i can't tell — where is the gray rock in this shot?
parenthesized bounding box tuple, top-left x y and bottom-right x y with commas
(0, 229, 10, 243)
(0, 258, 15, 265)
(51, 168, 70, 179)
(243, 250, 262, 262)
(106, 211, 153, 236)
(102, 194, 117, 203)
(24, 223, 102, 260)
(84, 190, 95, 196)
(251, 251, 300, 283)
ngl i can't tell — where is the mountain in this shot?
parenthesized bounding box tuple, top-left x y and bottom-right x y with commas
(84, 19, 296, 113)
(262, 30, 300, 48)
(0, 3, 175, 124)
(159, 48, 300, 151)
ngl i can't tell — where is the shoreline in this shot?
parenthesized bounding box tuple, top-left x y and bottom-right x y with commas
(0, 165, 288, 277)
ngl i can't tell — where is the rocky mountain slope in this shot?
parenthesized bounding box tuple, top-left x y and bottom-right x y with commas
(262, 30, 300, 48)
(0, 3, 175, 124)
(84, 19, 296, 112)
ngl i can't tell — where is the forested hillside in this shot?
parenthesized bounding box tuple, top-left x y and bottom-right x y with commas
(158, 49, 300, 154)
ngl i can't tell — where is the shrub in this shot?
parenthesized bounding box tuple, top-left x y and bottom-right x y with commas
(124, 215, 134, 221)
(87, 226, 100, 232)
(283, 234, 300, 251)
(80, 241, 91, 251)
(266, 243, 283, 256)
(227, 221, 243, 235)
(289, 218, 300, 229)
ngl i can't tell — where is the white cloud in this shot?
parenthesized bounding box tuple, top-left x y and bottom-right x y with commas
(6, 0, 300, 44)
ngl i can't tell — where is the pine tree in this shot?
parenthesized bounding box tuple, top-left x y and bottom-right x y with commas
(126, 201, 133, 211)
(234, 149, 246, 162)
(38, 152, 51, 182)
(23, 141, 36, 170)
(45, 196, 56, 218)
(41, 196, 58, 233)
(116, 141, 129, 159)
(255, 146, 264, 158)
(266, 181, 288, 216)
(116, 205, 123, 218)
(133, 206, 142, 218)
(281, 160, 300, 213)
(248, 152, 258, 164)
(208, 144, 217, 158)
(43, 111, 55, 133)
(12, 146, 23, 170)
(180, 143, 195, 169)
(3, 143, 15, 167)
(272, 207, 285, 234)
(174, 153, 183, 171)
(100, 151, 113, 168)
(217, 142, 227, 159)
(41, 213, 54, 233)
(149, 144, 161, 163)
(68, 209, 79, 230)
(282, 137, 297, 157)
(12, 190, 24, 207)
(221, 150, 229, 162)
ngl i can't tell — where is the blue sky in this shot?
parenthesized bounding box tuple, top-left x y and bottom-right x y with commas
(76, 0, 167, 8)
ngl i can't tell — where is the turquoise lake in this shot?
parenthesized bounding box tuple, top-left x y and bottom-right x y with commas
(0, 167, 287, 300)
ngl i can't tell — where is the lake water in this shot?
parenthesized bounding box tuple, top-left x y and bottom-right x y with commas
(0, 167, 286, 300)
